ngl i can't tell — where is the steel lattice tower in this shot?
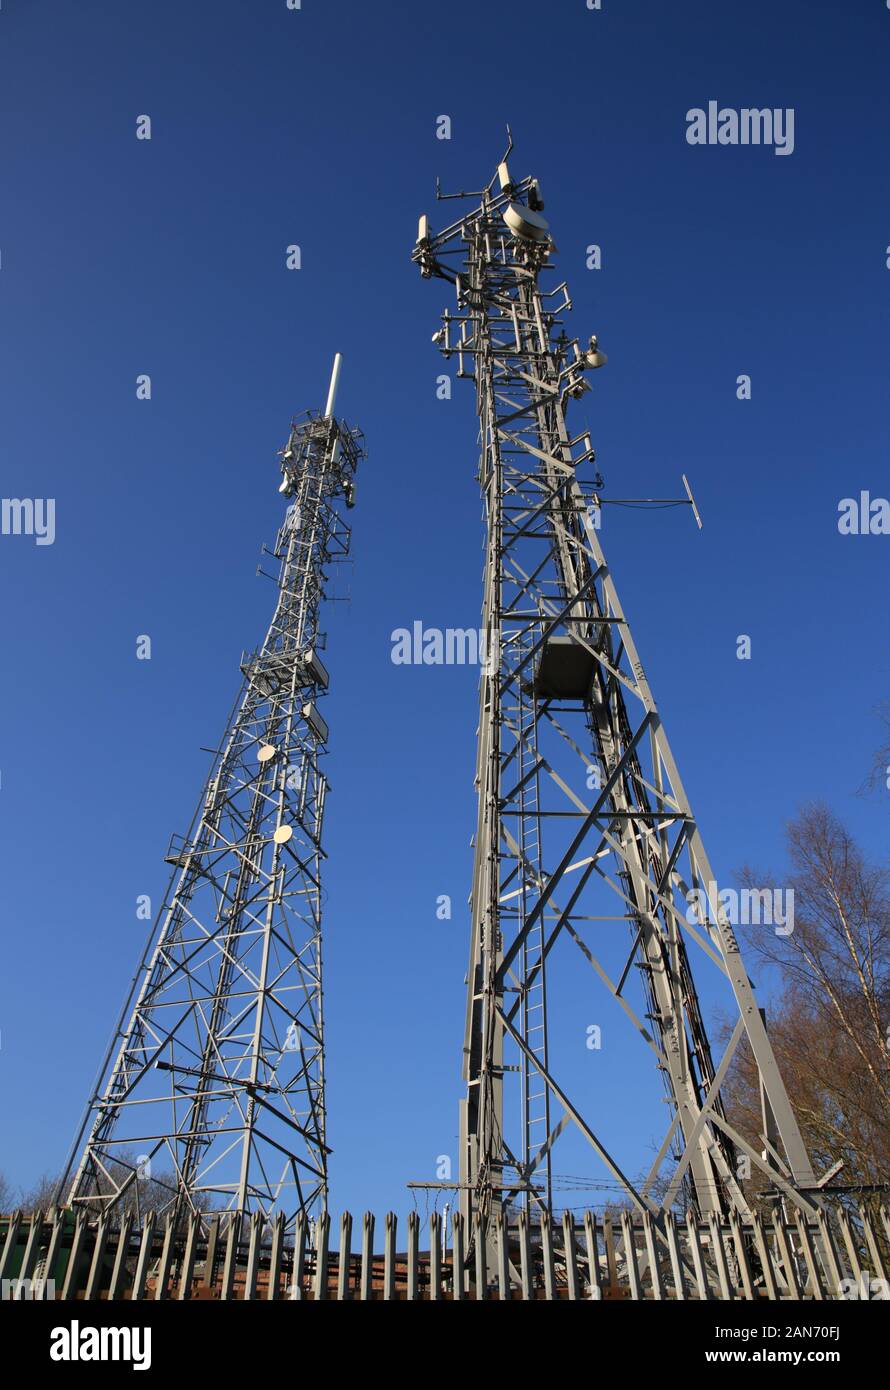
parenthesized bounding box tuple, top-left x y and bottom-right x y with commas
(413, 140, 820, 1237)
(61, 358, 363, 1229)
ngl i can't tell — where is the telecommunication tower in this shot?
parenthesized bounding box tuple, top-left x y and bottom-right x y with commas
(413, 136, 819, 1238)
(60, 357, 363, 1229)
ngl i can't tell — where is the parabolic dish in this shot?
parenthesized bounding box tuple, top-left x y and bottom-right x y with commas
(503, 202, 550, 242)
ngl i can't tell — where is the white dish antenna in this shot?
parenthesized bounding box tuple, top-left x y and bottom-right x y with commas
(503, 203, 549, 243)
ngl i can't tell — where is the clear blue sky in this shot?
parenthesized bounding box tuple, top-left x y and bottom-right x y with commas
(1, 0, 888, 1218)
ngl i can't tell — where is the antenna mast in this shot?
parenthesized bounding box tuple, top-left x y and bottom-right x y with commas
(61, 359, 364, 1229)
(413, 151, 817, 1243)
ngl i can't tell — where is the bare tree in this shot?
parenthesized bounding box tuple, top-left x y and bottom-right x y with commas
(0, 1172, 14, 1212)
(14, 1153, 215, 1223)
(18, 1171, 63, 1214)
(724, 804, 890, 1211)
(862, 702, 890, 797)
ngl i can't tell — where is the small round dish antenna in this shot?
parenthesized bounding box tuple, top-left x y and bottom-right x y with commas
(503, 203, 550, 242)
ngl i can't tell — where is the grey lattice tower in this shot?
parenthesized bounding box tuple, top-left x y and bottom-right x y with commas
(413, 140, 819, 1237)
(61, 357, 363, 1229)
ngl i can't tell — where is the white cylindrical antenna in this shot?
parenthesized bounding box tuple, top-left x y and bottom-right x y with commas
(324, 352, 343, 419)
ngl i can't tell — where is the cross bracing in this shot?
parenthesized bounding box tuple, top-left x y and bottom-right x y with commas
(60, 377, 363, 1232)
(413, 144, 819, 1244)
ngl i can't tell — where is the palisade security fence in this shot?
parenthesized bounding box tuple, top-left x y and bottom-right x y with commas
(7, 149, 885, 1316)
(2, 1203, 888, 1301)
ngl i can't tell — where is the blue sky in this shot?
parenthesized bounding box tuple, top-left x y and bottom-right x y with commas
(1, 0, 889, 1218)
